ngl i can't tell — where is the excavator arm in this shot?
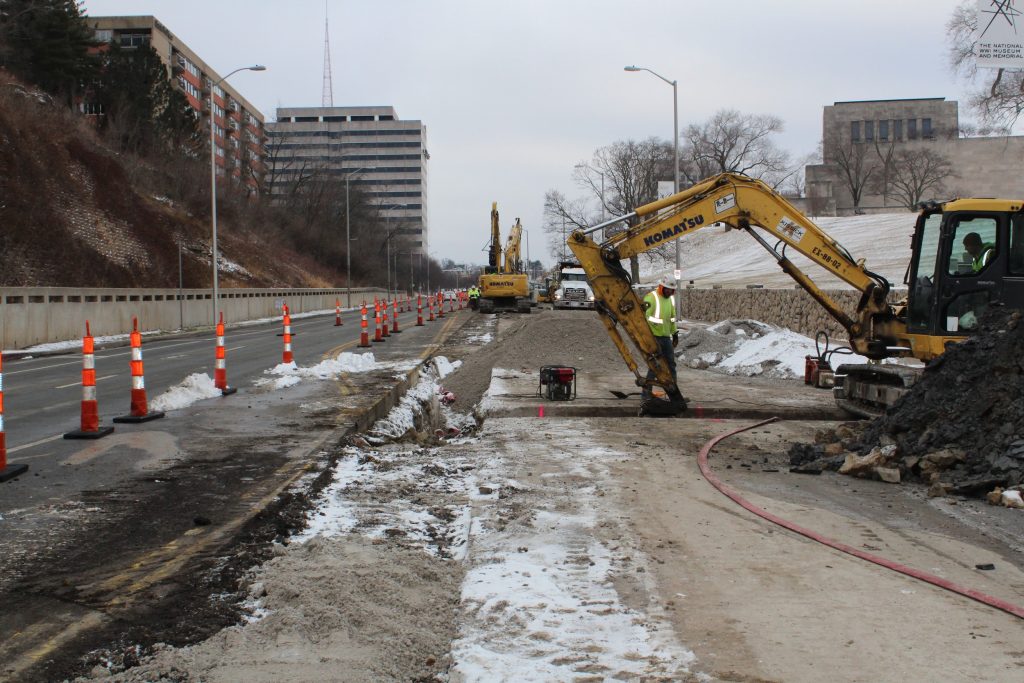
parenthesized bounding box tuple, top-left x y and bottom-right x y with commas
(503, 218, 523, 274)
(567, 172, 902, 402)
(487, 202, 502, 271)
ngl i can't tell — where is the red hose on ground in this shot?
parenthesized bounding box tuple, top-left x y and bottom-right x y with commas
(698, 418, 1024, 621)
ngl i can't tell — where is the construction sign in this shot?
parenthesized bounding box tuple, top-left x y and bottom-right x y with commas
(976, 0, 1024, 69)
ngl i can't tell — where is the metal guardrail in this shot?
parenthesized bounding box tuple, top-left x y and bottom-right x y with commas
(0, 286, 389, 350)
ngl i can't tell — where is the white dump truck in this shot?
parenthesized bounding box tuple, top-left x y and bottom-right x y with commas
(552, 263, 595, 310)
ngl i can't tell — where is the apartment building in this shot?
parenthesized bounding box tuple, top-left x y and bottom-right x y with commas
(806, 98, 1024, 215)
(86, 15, 266, 190)
(266, 106, 429, 252)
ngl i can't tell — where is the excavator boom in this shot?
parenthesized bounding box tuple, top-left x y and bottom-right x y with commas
(568, 172, 909, 406)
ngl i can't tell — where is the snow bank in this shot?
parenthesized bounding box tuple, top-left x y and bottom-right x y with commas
(432, 355, 462, 379)
(678, 319, 870, 380)
(149, 373, 223, 412)
(259, 352, 378, 390)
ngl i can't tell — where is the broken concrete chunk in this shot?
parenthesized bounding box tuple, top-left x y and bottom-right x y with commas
(875, 467, 901, 484)
(824, 442, 846, 456)
(839, 445, 897, 477)
(986, 487, 1004, 505)
(1002, 489, 1024, 509)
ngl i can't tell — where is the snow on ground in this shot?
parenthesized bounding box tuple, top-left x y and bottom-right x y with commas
(644, 212, 916, 289)
(432, 355, 463, 379)
(149, 373, 223, 412)
(13, 330, 161, 354)
(257, 352, 378, 390)
(478, 368, 534, 414)
(678, 319, 873, 379)
(450, 420, 698, 681)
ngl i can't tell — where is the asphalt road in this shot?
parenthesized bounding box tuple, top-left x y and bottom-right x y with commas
(0, 300, 454, 509)
(0, 300, 473, 683)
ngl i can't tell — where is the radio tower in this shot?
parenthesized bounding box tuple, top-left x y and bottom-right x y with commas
(321, 4, 334, 107)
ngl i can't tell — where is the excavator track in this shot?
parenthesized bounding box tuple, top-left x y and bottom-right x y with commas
(832, 363, 922, 419)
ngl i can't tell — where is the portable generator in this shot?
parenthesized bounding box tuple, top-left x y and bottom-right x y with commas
(538, 365, 577, 401)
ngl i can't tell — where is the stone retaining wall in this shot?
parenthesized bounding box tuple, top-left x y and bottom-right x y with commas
(680, 287, 904, 339)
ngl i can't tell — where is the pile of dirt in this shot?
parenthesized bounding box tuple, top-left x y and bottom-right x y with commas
(443, 310, 627, 412)
(675, 320, 772, 369)
(792, 308, 1024, 496)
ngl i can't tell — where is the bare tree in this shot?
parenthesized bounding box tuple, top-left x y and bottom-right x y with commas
(545, 138, 672, 278)
(542, 190, 594, 262)
(883, 148, 955, 210)
(823, 128, 880, 214)
(680, 109, 793, 187)
(948, 1, 1024, 127)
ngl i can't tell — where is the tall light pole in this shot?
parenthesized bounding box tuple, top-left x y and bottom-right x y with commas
(625, 65, 680, 314)
(344, 167, 367, 308)
(210, 64, 265, 324)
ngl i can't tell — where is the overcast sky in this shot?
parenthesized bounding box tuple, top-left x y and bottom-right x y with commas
(84, 0, 978, 266)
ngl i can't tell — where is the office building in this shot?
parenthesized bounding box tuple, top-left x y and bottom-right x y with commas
(86, 15, 266, 190)
(266, 106, 429, 252)
(806, 98, 1024, 215)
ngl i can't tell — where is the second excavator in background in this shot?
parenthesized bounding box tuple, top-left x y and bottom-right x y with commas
(478, 202, 532, 314)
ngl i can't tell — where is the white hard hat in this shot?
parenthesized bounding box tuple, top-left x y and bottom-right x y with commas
(657, 275, 676, 289)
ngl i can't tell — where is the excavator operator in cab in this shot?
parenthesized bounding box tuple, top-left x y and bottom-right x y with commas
(963, 232, 995, 273)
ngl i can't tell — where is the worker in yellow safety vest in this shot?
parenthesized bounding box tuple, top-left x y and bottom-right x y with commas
(641, 276, 679, 401)
(468, 286, 481, 309)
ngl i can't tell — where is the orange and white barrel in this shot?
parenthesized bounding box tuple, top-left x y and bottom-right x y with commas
(392, 299, 402, 333)
(373, 301, 384, 343)
(214, 312, 237, 395)
(359, 302, 371, 347)
(382, 299, 391, 337)
(335, 299, 342, 327)
(282, 304, 294, 364)
(113, 317, 164, 423)
(416, 294, 424, 326)
(0, 352, 30, 479)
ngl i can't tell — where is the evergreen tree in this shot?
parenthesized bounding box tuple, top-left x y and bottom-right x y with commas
(0, 0, 97, 104)
(94, 43, 199, 154)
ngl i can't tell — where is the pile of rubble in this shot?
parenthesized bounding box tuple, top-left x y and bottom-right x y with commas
(789, 307, 1024, 507)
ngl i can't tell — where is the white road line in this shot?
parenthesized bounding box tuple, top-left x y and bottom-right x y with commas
(55, 374, 117, 390)
(7, 434, 63, 455)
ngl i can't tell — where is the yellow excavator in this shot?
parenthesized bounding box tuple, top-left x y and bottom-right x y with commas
(568, 172, 1024, 416)
(479, 202, 531, 314)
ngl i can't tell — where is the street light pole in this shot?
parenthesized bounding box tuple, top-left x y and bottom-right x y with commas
(625, 64, 681, 315)
(344, 167, 367, 308)
(210, 64, 266, 325)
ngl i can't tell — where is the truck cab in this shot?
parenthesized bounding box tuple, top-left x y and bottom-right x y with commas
(553, 267, 596, 310)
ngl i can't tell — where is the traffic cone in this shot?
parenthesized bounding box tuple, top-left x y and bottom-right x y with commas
(391, 299, 402, 333)
(438, 292, 445, 318)
(0, 352, 29, 481)
(214, 312, 236, 396)
(334, 299, 342, 326)
(373, 301, 384, 343)
(416, 295, 424, 326)
(281, 304, 294, 364)
(65, 322, 116, 439)
(113, 318, 165, 423)
(382, 299, 391, 337)
(428, 297, 435, 322)
(359, 302, 371, 347)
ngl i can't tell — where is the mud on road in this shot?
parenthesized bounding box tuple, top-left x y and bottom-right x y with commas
(7, 309, 1023, 682)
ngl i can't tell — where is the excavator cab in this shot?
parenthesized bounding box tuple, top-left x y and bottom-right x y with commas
(906, 201, 1024, 345)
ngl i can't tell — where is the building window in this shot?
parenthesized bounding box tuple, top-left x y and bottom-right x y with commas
(907, 118, 918, 139)
(323, 116, 347, 122)
(850, 121, 861, 142)
(119, 32, 150, 48)
(879, 119, 889, 141)
(352, 115, 375, 121)
(94, 29, 113, 43)
(922, 118, 933, 138)
(894, 119, 903, 140)
(295, 116, 319, 122)
(865, 120, 874, 141)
